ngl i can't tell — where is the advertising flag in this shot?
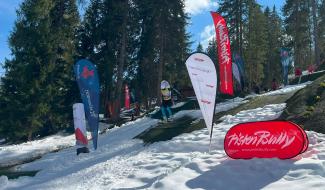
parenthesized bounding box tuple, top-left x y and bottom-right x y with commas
(185, 53, 217, 144)
(224, 121, 309, 159)
(233, 53, 245, 89)
(281, 48, 290, 86)
(233, 53, 245, 78)
(73, 103, 88, 146)
(211, 12, 234, 95)
(74, 59, 100, 150)
(232, 62, 241, 89)
(125, 84, 130, 110)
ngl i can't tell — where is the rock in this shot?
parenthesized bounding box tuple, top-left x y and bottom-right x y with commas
(280, 74, 325, 133)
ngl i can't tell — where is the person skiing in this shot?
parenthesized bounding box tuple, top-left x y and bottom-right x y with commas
(160, 80, 173, 122)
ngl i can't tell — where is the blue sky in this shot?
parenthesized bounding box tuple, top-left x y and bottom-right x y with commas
(0, 0, 284, 76)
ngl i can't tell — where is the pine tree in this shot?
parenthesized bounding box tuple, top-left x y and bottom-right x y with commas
(107, 0, 141, 119)
(311, 0, 320, 65)
(50, 0, 80, 132)
(244, 1, 268, 89)
(77, 0, 103, 59)
(135, 0, 190, 107)
(165, 0, 191, 87)
(196, 43, 204, 52)
(318, 0, 325, 64)
(206, 38, 219, 74)
(0, 0, 80, 141)
(263, 6, 282, 87)
(283, 0, 312, 68)
(154, 0, 191, 103)
(205, 38, 221, 93)
(218, 0, 248, 55)
(78, 0, 141, 119)
(109, 0, 129, 119)
(135, 0, 158, 108)
(77, 0, 111, 116)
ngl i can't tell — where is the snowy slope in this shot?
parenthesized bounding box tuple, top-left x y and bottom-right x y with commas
(0, 97, 247, 169)
(260, 82, 312, 96)
(1, 82, 325, 190)
(0, 133, 76, 168)
(1, 102, 325, 190)
(245, 82, 312, 98)
(0, 122, 114, 168)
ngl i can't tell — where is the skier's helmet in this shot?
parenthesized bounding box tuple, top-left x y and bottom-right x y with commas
(160, 80, 170, 90)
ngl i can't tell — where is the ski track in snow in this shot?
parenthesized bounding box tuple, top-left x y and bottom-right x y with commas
(0, 98, 246, 190)
(1, 83, 325, 190)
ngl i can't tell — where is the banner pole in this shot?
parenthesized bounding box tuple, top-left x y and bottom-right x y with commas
(209, 93, 218, 153)
(209, 133, 213, 153)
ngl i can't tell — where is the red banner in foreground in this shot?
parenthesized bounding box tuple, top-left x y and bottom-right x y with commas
(210, 12, 233, 96)
(224, 121, 308, 159)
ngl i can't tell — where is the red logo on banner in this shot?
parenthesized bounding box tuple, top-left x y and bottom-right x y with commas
(82, 66, 94, 79)
(201, 99, 211, 104)
(194, 57, 205, 62)
(211, 12, 233, 96)
(206, 84, 214, 88)
(75, 128, 88, 145)
(224, 121, 308, 159)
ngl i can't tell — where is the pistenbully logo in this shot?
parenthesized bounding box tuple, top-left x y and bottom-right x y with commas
(216, 20, 231, 66)
(224, 121, 308, 159)
(227, 130, 296, 149)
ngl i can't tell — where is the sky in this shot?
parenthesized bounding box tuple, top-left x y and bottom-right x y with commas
(0, 0, 285, 76)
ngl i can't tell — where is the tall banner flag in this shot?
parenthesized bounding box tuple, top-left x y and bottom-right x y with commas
(185, 53, 217, 147)
(211, 12, 234, 95)
(232, 62, 241, 90)
(73, 103, 88, 147)
(281, 48, 290, 86)
(233, 53, 245, 76)
(125, 84, 130, 110)
(233, 53, 245, 87)
(74, 59, 100, 150)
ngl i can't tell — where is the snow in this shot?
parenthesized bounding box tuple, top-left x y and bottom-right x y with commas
(220, 104, 286, 124)
(171, 101, 186, 108)
(2, 102, 324, 190)
(1, 83, 325, 190)
(245, 82, 312, 98)
(288, 69, 325, 79)
(0, 97, 243, 170)
(215, 97, 248, 113)
(0, 123, 114, 168)
(0, 176, 8, 187)
(260, 82, 312, 96)
(0, 133, 76, 168)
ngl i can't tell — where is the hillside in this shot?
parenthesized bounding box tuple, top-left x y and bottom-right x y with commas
(1, 82, 325, 190)
(280, 74, 325, 133)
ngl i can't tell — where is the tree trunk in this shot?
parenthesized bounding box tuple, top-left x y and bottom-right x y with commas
(239, 0, 243, 56)
(28, 130, 33, 141)
(104, 55, 112, 118)
(157, 26, 164, 104)
(113, 8, 128, 120)
(312, 0, 320, 65)
(294, 2, 300, 68)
